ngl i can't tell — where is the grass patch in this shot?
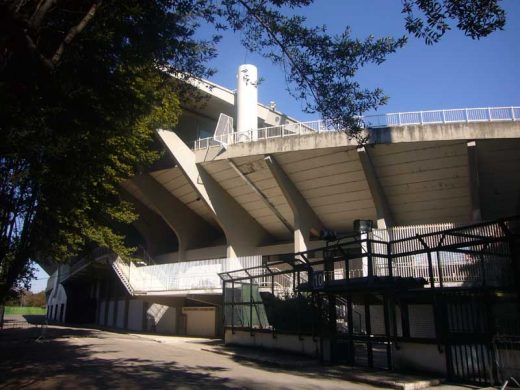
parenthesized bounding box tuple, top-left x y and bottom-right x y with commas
(4, 306, 47, 315)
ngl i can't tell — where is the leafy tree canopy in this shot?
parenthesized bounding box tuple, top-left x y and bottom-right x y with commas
(0, 0, 506, 301)
(402, 0, 505, 44)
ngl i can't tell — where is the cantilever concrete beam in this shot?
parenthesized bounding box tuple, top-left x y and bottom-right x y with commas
(157, 129, 271, 257)
(120, 189, 179, 257)
(466, 141, 482, 222)
(132, 174, 220, 259)
(228, 159, 293, 233)
(357, 146, 394, 229)
(264, 154, 324, 253)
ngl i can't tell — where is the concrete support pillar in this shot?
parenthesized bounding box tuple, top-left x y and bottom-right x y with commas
(131, 174, 219, 260)
(467, 141, 482, 222)
(157, 129, 270, 257)
(357, 146, 394, 229)
(264, 155, 325, 254)
(294, 226, 310, 254)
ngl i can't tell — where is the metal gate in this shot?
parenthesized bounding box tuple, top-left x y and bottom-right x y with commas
(332, 293, 392, 370)
(494, 336, 520, 384)
(445, 292, 495, 384)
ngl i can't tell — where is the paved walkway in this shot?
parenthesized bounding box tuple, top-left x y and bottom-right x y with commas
(0, 316, 479, 390)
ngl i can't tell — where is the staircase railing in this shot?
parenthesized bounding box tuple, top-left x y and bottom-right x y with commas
(111, 256, 136, 295)
(111, 255, 262, 296)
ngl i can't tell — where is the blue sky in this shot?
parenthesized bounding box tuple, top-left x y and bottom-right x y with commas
(29, 0, 520, 293)
(200, 0, 520, 121)
(30, 264, 48, 293)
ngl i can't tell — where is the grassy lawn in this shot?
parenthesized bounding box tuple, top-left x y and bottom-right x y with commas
(4, 306, 47, 315)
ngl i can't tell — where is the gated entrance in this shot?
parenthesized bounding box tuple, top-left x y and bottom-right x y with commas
(443, 291, 495, 384)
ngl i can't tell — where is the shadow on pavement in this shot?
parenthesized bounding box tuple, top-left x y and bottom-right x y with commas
(0, 327, 237, 390)
(186, 338, 225, 347)
(23, 314, 47, 325)
(217, 345, 469, 389)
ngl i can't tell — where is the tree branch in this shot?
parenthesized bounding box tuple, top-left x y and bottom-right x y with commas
(15, 0, 29, 13)
(51, 0, 101, 66)
(23, 30, 55, 70)
(236, 0, 320, 105)
(28, 0, 58, 31)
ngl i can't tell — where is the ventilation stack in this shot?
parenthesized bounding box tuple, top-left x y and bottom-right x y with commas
(236, 64, 258, 142)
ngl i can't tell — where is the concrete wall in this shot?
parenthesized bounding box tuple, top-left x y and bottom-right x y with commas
(127, 299, 144, 331)
(408, 304, 436, 338)
(47, 284, 67, 322)
(156, 306, 176, 334)
(176, 110, 216, 144)
(225, 329, 320, 358)
(116, 299, 125, 329)
(196, 121, 520, 162)
(155, 245, 227, 263)
(393, 343, 447, 376)
(98, 300, 106, 326)
(108, 300, 115, 327)
(95, 293, 213, 337)
(155, 240, 328, 263)
(227, 329, 447, 375)
(183, 307, 216, 337)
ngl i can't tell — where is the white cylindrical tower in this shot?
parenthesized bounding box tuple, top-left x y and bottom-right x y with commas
(236, 64, 258, 141)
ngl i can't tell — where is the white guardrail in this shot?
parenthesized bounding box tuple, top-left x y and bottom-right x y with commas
(193, 106, 520, 150)
(112, 255, 262, 294)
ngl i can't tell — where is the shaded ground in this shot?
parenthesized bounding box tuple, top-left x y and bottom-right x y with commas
(0, 316, 475, 390)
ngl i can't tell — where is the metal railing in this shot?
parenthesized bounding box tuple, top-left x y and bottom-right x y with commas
(220, 216, 519, 289)
(193, 119, 329, 149)
(112, 255, 262, 294)
(494, 336, 520, 385)
(193, 106, 520, 150)
(364, 106, 519, 128)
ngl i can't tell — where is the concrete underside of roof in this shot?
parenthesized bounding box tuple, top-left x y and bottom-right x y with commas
(120, 121, 520, 261)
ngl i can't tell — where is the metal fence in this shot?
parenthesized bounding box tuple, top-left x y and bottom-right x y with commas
(494, 336, 520, 384)
(193, 106, 520, 149)
(222, 217, 518, 292)
(220, 216, 519, 331)
(219, 217, 519, 383)
(364, 106, 519, 128)
(112, 255, 262, 295)
(369, 221, 514, 288)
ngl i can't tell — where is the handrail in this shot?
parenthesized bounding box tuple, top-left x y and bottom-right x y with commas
(193, 106, 520, 150)
(112, 255, 262, 295)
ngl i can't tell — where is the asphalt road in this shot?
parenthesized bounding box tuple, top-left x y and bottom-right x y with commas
(0, 324, 381, 389)
(0, 317, 471, 390)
